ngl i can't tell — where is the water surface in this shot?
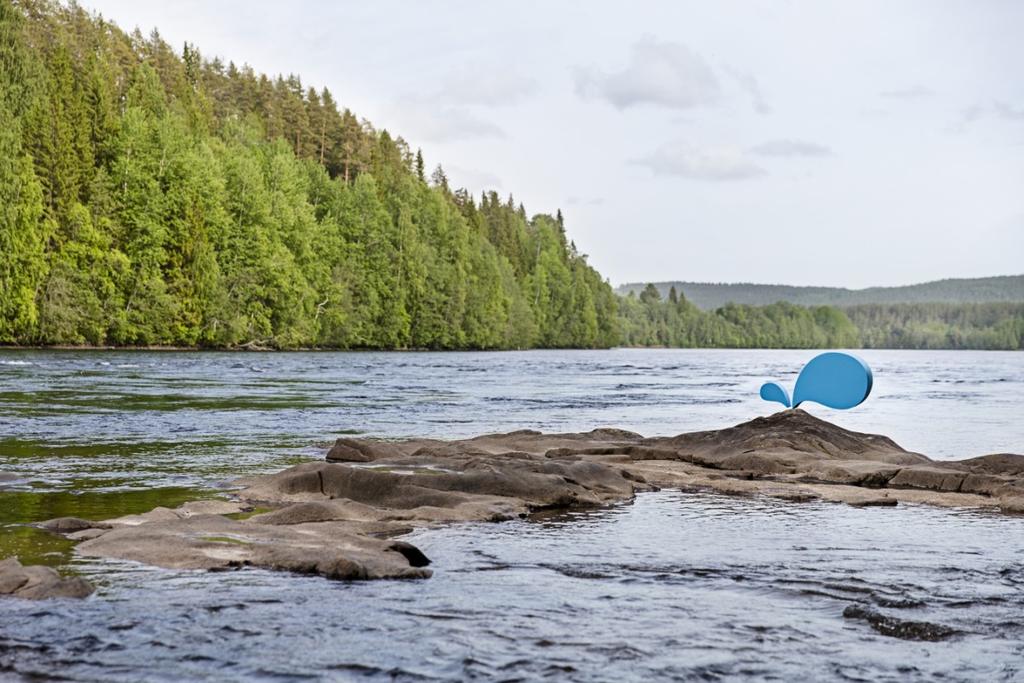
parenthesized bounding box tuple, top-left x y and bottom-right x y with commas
(1, 349, 1022, 681)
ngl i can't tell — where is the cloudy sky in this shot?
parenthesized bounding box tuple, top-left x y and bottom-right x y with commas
(85, 0, 1023, 288)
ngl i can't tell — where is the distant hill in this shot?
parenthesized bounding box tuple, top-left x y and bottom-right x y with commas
(617, 275, 1024, 310)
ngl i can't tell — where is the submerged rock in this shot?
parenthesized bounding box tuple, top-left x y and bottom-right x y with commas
(842, 604, 958, 641)
(0, 472, 23, 488)
(37, 517, 110, 533)
(0, 558, 94, 600)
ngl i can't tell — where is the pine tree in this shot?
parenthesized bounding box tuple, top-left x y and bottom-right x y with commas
(0, 113, 46, 342)
(639, 283, 661, 305)
(0, 1, 631, 350)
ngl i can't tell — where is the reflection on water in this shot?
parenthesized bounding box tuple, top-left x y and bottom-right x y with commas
(1, 349, 1023, 680)
(0, 488, 219, 568)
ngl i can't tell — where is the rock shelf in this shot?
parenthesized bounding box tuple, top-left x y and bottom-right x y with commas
(29, 410, 1024, 591)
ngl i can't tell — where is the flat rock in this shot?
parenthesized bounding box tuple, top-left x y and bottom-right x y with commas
(798, 460, 903, 487)
(175, 500, 248, 517)
(999, 495, 1024, 514)
(105, 506, 185, 526)
(959, 473, 1017, 497)
(888, 466, 967, 493)
(66, 528, 110, 541)
(326, 437, 398, 462)
(37, 517, 110, 533)
(249, 500, 385, 525)
(76, 515, 431, 580)
(953, 453, 1024, 477)
(67, 410, 1024, 585)
(241, 457, 643, 513)
(0, 558, 94, 600)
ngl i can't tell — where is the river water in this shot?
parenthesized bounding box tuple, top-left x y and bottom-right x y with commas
(1, 349, 1022, 681)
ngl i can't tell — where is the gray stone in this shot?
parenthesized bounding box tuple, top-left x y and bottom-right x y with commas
(69, 410, 1024, 586)
(37, 517, 109, 533)
(0, 558, 94, 600)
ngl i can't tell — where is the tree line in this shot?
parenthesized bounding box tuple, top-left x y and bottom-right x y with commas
(619, 285, 861, 349)
(618, 275, 1024, 309)
(620, 285, 1023, 350)
(1, 2, 1019, 352)
(0, 0, 617, 349)
(846, 303, 1024, 350)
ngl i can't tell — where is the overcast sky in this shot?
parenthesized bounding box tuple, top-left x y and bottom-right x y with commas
(84, 0, 1023, 288)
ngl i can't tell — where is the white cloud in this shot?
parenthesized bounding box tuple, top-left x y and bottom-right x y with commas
(880, 85, 934, 99)
(632, 143, 765, 181)
(446, 164, 503, 191)
(574, 36, 720, 110)
(566, 196, 605, 206)
(749, 139, 832, 157)
(956, 101, 1024, 129)
(438, 69, 538, 106)
(994, 101, 1024, 121)
(725, 67, 771, 115)
(390, 97, 505, 142)
(83, 0, 1024, 287)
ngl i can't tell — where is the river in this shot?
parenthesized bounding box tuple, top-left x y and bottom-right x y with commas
(1, 349, 1022, 681)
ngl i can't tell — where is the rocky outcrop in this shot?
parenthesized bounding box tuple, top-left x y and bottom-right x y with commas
(34, 409, 1024, 585)
(951, 453, 1024, 477)
(313, 410, 1023, 513)
(76, 513, 431, 580)
(63, 446, 651, 581)
(626, 411, 1021, 511)
(0, 558, 94, 600)
(650, 410, 928, 467)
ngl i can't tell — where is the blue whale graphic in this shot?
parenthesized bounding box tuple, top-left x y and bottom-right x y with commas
(760, 352, 873, 410)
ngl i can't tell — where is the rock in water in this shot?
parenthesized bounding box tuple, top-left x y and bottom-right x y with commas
(0, 558, 94, 600)
(842, 604, 958, 641)
(56, 410, 1024, 584)
(74, 510, 433, 581)
(36, 517, 110, 533)
(0, 472, 22, 488)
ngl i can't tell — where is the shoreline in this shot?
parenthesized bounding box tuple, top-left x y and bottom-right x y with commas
(1, 345, 1020, 353)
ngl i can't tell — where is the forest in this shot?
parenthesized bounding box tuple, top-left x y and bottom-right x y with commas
(619, 285, 1024, 350)
(1, 1, 1020, 351)
(618, 275, 1024, 310)
(0, 0, 618, 350)
(845, 303, 1024, 350)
